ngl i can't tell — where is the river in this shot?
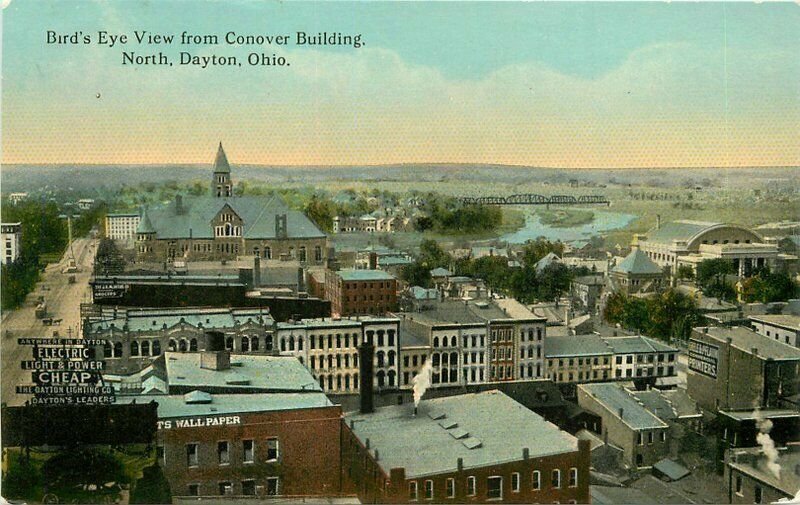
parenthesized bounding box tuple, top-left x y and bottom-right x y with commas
(499, 207, 637, 244)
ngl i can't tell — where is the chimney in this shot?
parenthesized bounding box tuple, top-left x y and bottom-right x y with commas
(275, 214, 288, 239)
(656, 214, 661, 230)
(751, 347, 758, 356)
(175, 194, 184, 214)
(522, 448, 530, 460)
(618, 407, 624, 419)
(200, 350, 231, 371)
(297, 268, 306, 293)
(253, 256, 261, 287)
(359, 339, 375, 414)
(369, 252, 378, 270)
(457, 458, 463, 472)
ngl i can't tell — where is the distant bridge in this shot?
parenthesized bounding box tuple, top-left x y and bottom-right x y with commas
(459, 194, 610, 206)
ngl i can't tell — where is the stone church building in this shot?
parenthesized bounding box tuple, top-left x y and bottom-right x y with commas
(136, 143, 328, 264)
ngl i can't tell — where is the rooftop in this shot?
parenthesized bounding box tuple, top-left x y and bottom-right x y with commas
(545, 335, 612, 358)
(87, 307, 273, 333)
(749, 313, 800, 330)
(579, 383, 668, 431)
(336, 269, 396, 282)
(631, 389, 700, 422)
(116, 391, 333, 419)
(604, 336, 678, 354)
(727, 447, 800, 497)
(164, 352, 322, 393)
(698, 326, 800, 361)
(344, 390, 578, 478)
(644, 220, 720, 244)
(612, 249, 663, 276)
(395, 299, 512, 326)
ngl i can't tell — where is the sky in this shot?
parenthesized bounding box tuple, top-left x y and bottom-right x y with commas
(1, 1, 799, 168)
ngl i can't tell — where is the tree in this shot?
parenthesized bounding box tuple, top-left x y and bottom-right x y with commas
(130, 464, 172, 504)
(303, 194, 337, 233)
(647, 289, 701, 342)
(696, 258, 736, 301)
(603, 292, 627, 325)
(520, 238, 565, 267)
(42, 448, 128, 492)
(400, 261, 432, 288)
(535, 263, 572, 302)
(94, 238, 126, 276)
(739, 268, 798, 303)
(676, 264, 695, 281)
(418, 239, 451, 269)
(2, 453, 41, 499)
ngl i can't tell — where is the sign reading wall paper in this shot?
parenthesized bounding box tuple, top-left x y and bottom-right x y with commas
(687, 338, 719, 378)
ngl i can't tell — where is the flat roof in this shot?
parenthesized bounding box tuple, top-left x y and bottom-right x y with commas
(698, 326, 800, 361)
(344, 390, 578, 478)
(727, 448, 800, 496)
(115, 392, 334, 419)
(718, 409, 800, 421)
(604, 336, 678, 354)
(88, 308, 273, 333)
(749, 314, 800, 331)
(164, 352, 322, 392)
(337, 269, 396, 281)
(579, 383, 668, 431)
(545, 335, 612, 358)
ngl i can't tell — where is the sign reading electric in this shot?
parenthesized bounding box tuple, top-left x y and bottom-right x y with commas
(688, 338, 719, 378)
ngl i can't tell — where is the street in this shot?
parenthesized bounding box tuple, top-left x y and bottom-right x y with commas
(1, 238, 97, 407)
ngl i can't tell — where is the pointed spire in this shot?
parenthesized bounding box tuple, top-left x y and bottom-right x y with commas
(213, 142, 231, 173)
(137, 207, 156, 234)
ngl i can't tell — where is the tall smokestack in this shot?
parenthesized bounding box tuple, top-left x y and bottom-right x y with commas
(253, 256, 261, 287)
(359, 338, 375, 414)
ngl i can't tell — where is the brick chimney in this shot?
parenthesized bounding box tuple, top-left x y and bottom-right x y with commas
(359, 338, 375, 414)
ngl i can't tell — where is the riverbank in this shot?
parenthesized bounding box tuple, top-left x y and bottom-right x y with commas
(536, 209, 594, 228)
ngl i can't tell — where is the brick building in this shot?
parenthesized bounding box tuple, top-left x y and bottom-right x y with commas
(687, 326, 800, 412)
(342, 390, 590, 503)
(725, 445, 800, 504)
(326, 269, 398, 316)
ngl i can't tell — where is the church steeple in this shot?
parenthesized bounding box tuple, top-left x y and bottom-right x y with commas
(211, 142, 233, 197)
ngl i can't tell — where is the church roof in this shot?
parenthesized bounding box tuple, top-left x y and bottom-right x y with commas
(139, 195, 325, 240)
(612, 249, 662, 275)
(212, 142, 231, 173)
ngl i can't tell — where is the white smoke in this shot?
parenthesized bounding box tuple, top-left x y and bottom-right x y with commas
(754, 406, 781, 479)
(412, 358, 433, 409)
(774, 489, 800, 504)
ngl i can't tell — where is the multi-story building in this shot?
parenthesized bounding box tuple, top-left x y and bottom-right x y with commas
(343, 391, 591, 504)
(77, 198, 96, 210)
(85, 307, 276, 374)
(577, 383, 670, 470)
(635, 220, 780, 278)
(570, 274, 605, 313)
(114, 351, 344, 499)
(1, 222, 22, 265)
(545, 334, 678, 384)
(395, 298, 546, 388)
(687, 326, 800, 412)
(105, 213, 141, 241)
(325, 269, 398, 316)
(608, 249, 665, 295)
(749, 314, 800, 348)
(725, 446, 800, 504)
(7, 192, 28, 205)
(136, 144, 328, 264)
(275, 316, 400, 392)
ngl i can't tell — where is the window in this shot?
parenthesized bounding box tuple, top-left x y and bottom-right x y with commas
(425, 480, 433, 500)
(511, 472, 520, 492)
(467, 476, 476, 496)
(487, 476, 503, 499)
(660, 431, 666, 442)
(446, 478, 455, 498)
(569, 468, 578, 487)
(218, 482, 232, 496)
(755, 485, 762, 504)
(637, 433, 644, 445)
(409, 481, 418, 501)
(243, 440, 254, 463)
(187, 484, 200, 496)
(218, 441, 230, 465)
(735, 475, 743, 496)
(242, 480, 256, 496)
(266, 438, 279, 461)
(186, 443, 198, 467)
(552, 469, 561, 489)
(267, 477, 279, 496)
(648, 432, 654, 445)
(532, 471, 541, 490)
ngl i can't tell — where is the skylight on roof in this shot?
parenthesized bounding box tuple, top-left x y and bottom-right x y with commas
(461, 437, 482, 449)
(428, 411, 446, 420)
(449, 428, 469, 439)
(438, 420, 458, 430)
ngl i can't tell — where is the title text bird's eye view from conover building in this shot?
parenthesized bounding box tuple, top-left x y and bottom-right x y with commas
(1, 1, 799, 504)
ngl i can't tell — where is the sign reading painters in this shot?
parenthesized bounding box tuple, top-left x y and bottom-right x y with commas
(687, 338, 719, 378)
(16, 338, 115, 405)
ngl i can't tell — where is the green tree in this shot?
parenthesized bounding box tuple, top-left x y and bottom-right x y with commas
(520, 238, 565, 267)
(676, 264, 695, 281)
(696, 258, 736, 301)
(42, 448, 128, 492)
(535, 263, 572, 302)
(603, 292, 627, 325)
(418, 239, 451, 269)
(647, 289, 702, 342)
(622, 297, 649, 333)
(304, 194, 337, 233)
(740, 268, 798, 303)
(2, 453, 41, 499)
(400, 261, 433, 288)
(94, 238, 127, 276)
(129, 464, 172, 504)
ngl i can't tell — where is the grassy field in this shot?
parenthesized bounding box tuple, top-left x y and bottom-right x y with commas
(535, 208, 595, 228)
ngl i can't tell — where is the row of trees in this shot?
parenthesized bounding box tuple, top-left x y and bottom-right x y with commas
(400, 238, 583, 303)
(694, 258, 797, 303)
(604, 289, 703, 342)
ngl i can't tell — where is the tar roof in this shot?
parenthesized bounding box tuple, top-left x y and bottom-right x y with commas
(137, 194, 325, 240)
(545, 335, 612, 358)
(630, 389, 699, 422)
(344, 390, 578, 478)
(395, 300, 508, 326)
(612, 249, 663, 275)
(164, 352, 322, 392)
(645, 220, 720, 244)
(700, 326, 800, 361)
(117, 392, 333, 418)
(336, 269, 396, 281)
(604, 336, 677, 354)
(87, 308, 273, 333)
(579, 383, 668, 431)
(398, 319, 433, 348)
(749, 314, 800, 330)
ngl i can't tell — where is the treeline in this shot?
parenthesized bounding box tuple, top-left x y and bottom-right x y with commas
(604, 290, 702, 342)
(695, 258, 797, 303)
(400, 238, 586, 303)
(415, 195, 502, 235)
(1, 200, 68, 310)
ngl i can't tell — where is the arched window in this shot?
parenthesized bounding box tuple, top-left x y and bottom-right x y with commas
(264, 247, 272, 259)
(141, 341, 150, 356)
(189, 338, 197, 352)
(152, 340, 161, 356)
(345, 375, 351, 390)
(376, 351, 385, 368)
(251, 336, 259, 351)
(130, 342, 140, 357)
(528, 364, 533, 377)
(319, 335, 324, 349)
(253, 247, 260, 257)
(450, 336, 457, 347)
(336, 374, 342, 390)
(353, 353, 359, 368)
(344, 334, 350, 348)
(433, 337, 439, 348)
(450, 352, 458, 366)
(179, 339, 188, 352)
(310, 356, 316, 369)
(377, 370, 386, 388)
(328, 355, 334, 368)
(388, 350, 396, 366)
(168, 339, 177, 352)
(113, 342, 122, 358)
(353, 373, 359, 389)
(104, 342, 113, 358)
(327, 375, 333, 390)
(388, 370, 396, 387)
(336, 355, 342, 368)
(280, 338, 286, 352)
(289, 336, 295, 351)
(299, 246, 307, 262)
(225, 337, 234, 351)
(319, 375, 325, 389)
(241, 336, 250, 352)
(336, 334, 342, 348)
(432, 354, 440, 367)
(344, 355, 350, 368)
(264, 335, 273, 351)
